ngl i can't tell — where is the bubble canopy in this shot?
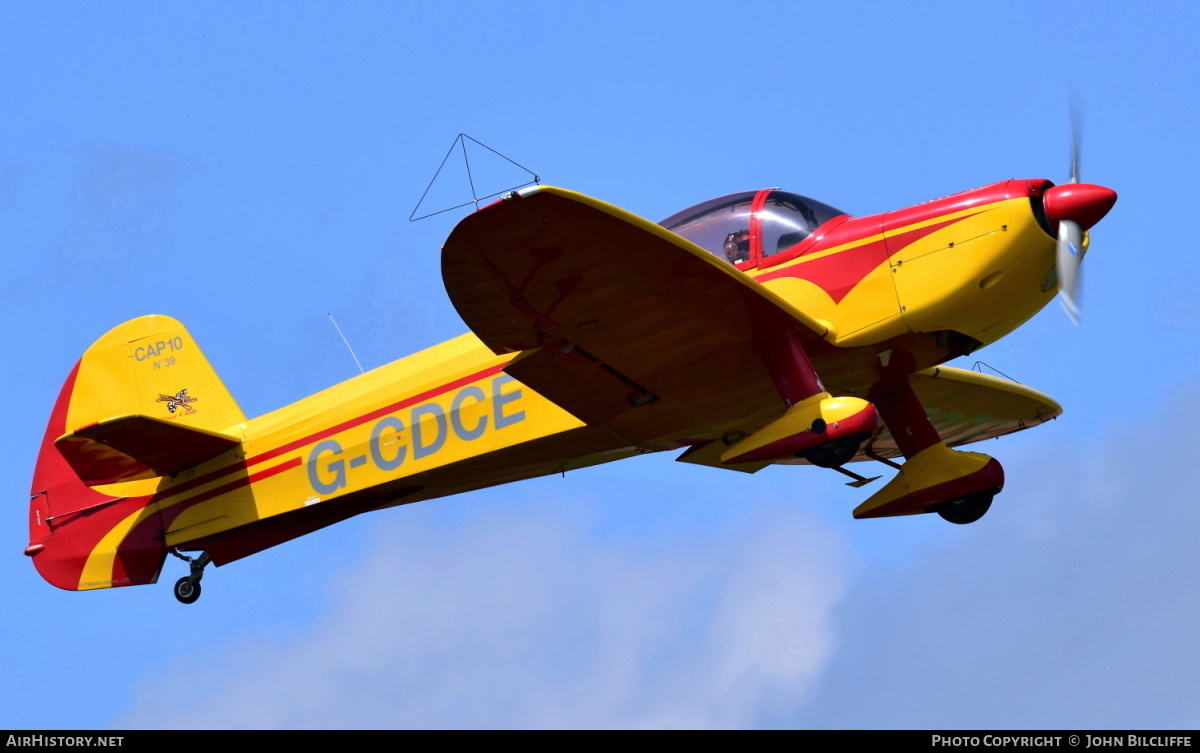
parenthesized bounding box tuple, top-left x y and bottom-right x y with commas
(659, 189, 848, 266)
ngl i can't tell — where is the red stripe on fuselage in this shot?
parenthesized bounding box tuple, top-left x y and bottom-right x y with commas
(157, 457, 303, 535)
(155, 361, 510, 505)
(754, 213, 980, 303)
(881, 179, 1033, 230)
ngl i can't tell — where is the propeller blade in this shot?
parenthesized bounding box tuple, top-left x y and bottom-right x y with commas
(1069, 88, 1084, 184)
(1057, 219, 1084, 324)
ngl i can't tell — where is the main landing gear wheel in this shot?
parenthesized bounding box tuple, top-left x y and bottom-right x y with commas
(935, 490, 995, 525)
(801, 433, 872, 469)
(174, 577, 202, 604)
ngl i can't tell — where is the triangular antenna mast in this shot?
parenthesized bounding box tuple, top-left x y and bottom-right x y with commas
(409, 133, 540, 221)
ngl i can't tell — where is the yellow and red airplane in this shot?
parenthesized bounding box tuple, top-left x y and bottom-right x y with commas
(26, 176, 1116, 603)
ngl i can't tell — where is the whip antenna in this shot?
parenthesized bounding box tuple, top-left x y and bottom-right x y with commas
(328, 313, 364, 374)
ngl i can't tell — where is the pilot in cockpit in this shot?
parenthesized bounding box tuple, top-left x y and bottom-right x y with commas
(723, 229, 751, 263)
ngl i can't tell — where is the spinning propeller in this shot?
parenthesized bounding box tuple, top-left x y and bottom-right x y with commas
(1042, 100, 1117, 324)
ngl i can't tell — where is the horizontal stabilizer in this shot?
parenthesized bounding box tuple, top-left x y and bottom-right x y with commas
(44, 313, 247, 488)
(56, 416, 240, 486)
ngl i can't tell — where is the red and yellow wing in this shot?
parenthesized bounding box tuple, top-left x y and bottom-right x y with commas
(442, 186, 832, 447)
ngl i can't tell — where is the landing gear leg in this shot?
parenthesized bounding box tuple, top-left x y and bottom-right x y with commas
(852, 380, 1003, 522)
(170, 550, 210, 604)
(721, 332, 878, 465)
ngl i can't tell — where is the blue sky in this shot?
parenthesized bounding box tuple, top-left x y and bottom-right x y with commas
(3, 1, 1199, 729)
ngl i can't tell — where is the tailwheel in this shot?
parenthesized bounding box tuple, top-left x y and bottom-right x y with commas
(174, 577, 202, 604)
(934, 490, 996, 525)
(801, 432, 872, 469)
(170, 550, 210, 604)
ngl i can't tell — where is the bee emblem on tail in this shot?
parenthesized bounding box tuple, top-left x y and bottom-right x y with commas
(157, 389, 197, 414)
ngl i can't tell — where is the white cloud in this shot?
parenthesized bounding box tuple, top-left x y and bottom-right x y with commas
(117, 380, 1200, 730)
(790, 380, 1200, 729)
(115, 499, 850, 729)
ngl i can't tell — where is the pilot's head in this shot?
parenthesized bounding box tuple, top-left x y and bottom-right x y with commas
(724, 229, 750, 263)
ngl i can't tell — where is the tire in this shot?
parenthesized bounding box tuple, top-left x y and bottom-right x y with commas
(801, 433, 871, 469)
(174, 577, 202, 604)
(935, 490, 995, 525)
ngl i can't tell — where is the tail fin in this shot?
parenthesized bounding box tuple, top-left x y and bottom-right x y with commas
(27, 315, 244, 591)
(53, 315, 245, 485)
